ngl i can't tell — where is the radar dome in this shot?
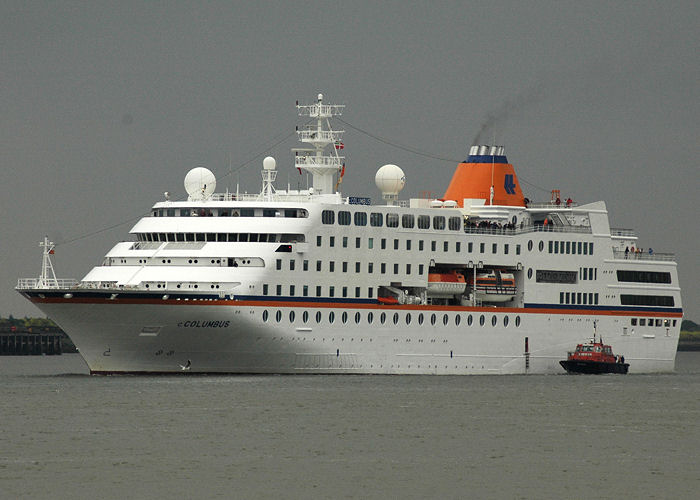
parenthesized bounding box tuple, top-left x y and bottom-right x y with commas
(375, 164, 406, 195)
(263, 156, 276, 170)
(184, 166, 216, 200)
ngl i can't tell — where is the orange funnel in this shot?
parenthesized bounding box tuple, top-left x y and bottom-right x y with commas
(443, 146, 525, 207)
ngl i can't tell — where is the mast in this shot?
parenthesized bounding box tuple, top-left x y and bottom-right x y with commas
(38, 236, 59, 289)
(295, 93, 345, 195)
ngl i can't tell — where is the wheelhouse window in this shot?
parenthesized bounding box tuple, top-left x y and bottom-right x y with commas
(354, 212, 367, 226)
(433, 216, 445, 230)
(386, 213, 399, 228)
(448, 216, 461, 231)
(417, 215, 430, 229)
(370, 212, 383, 227)
(338, 211, 351, 225)
(402, 214, 415, 228)
(322, 210, 335, 224)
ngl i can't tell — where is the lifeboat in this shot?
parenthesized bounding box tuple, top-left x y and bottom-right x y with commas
(465, 269, 516, 303)
(427, 270, 467, 297)
(559, 335, 629, 374)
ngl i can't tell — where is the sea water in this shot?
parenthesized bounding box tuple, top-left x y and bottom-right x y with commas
(1, 353, 699, 499)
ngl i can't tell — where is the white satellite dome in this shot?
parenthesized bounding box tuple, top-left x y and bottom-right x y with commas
(375, 164, 406, 195)
(184, 166, 216, 200)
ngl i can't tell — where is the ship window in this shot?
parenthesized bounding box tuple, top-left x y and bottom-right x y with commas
(368, 312, 374, 324)
(355, 287, 361, 298)
(380, 312, 386, 324)
(180, 208, 190, 217)
(303, 260, 308, 271)
(468, 242, 473, 253)
(393, 313, 399, 325)
(418, 313, 424, 325)
(342, 236, 348, 248)
(289, 260, 295, 271)
(406, 240, 411, 251)
(240, 208, 254, 217)
(262, 310, 269, 322)
(356, 237, 361, 248)
(516, 244, 521, 255)
(285, 209, 298, 218)
(402, 214, 415, 228)
(342, 262, 347, 273)
(317, 235, 322, 247)
(640, 318, 646, 326)
(528, 240, 533, 251)
(370, 212, 383, 227)
(355, 311, 361, 323)
(583, 242, 588, 255)
(480, 242, 485, 253)
(418, 215, 430, 229)
(491, 315, 497, 326)
(342, 311, 348, 323)
(316, 286, 322, 297)
(275, 310, 282, 322)
(330, 236, 335, 247)
(554, 241, 558, 253)
(381, 238, 386, 250)
(381, 263, 386, 274)
(289, 310, 295, 322)
(329, 286, 335, 297)
(276, 285, 282, 296)
(479, 315, 485, 326)
(620, 295, 674, 307)
(394, 239, 399, 250)
(560, 292, 564, 304)
(590, 243, 594, 254)
(405, 313, 412, 325)
(276, 259, 282, 270)
(631, 318, 637, 326)
(539, 241, 544, 252)
(249, 234, 259, 243)
(368, 287, 373, 298)
(338, 211, 351, 225)
(263, 208, 276, 217)
(263, 284, 268, 295)
(368, 263, 374, 273)
(354, 212, 367, 226)
(616, 270, 671, 284)
(431, 241, 437, 251)
(504, 244, 509, 255)
(549, 241, 553, 253)
(430, 314, 436, 326)
(328, 311, 335, 323)
(302, 310, 309, 323)
(565, 292, 570, 304)
(467, 314, 473, 326)
(393, 263, 399, 274)
(455, 315, 461, 326)
(503, 316, 509, 327)
(566, 241, 571, 254)
(316, 310, 322, 323)
(316, 260, 321, 272)
(515, 316, 521, 327)
(355, 262, 361, 273)
(341, 287, 347, 300)
(406, 264, 411, 274)
(329, 262, 335, 272)
(433, 216, 445, 230)
(303, 285, 309, 297)
(443, 241, 449, 252)
(217, 233, 226, 242)
(419, 240, 424, 251)
(449, 216, 461, 231)
(492, 243, 497, 254)
(228, 234, 237, 242)
(386, 213, 399, 228)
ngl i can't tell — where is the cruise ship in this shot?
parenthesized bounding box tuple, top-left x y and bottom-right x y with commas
(17, 94, 683, 374)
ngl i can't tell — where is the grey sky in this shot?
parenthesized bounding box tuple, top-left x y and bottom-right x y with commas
(1, 0, 698, 320)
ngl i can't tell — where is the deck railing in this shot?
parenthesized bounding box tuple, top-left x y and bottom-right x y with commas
(16, 278, 79, 290)
(612, 250, 675, 261)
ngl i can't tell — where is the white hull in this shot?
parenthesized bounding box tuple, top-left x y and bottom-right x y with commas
(35, 300, 679, 375)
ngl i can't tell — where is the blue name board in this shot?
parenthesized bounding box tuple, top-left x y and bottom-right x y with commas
(349, 197, 371, 205)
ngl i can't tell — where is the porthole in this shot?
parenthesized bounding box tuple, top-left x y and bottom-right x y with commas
(504, 315, 509, 327)
(194, 259, 198, 263)
(538, 241, 544, 252)
(368, 312, 374, 324)
(262, 310, 269, 322)
(467, 314, 473, 326)
(380, 312, 386, 324)
(355, 312, 361, 324)
(431, 314, 436, 326)
(418, 313, 424, 325)
(443, 314, 449, 326)
(528, 268, 533, 279)
(393, 312, 399, 325)
(289, 310, 295, 323)
(405, 313, 412, 325)
(342, 311, 348, 324)
(515, 315, 521, 327)
(455, 314, 461, 326)
(491, 315, 497, 326)
(479, 315, 485, 326)
(528, 240, 533, 251)
(329, 311, 335, 324)
(302, 311, 309, 323)
(275, 310, 282, 322)
(315, 311, 322, 323)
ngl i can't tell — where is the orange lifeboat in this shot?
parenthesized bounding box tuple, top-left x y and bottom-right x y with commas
(427, 270, 467, 297)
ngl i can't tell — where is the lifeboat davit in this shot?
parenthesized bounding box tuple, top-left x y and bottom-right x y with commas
(465, 269, 516, 303)
(427, 270, 467, 297)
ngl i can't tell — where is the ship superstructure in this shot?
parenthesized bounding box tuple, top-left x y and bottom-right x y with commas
(17, 94, 683, 374)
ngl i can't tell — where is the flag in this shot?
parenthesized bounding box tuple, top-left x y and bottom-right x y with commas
(297, 167, 302, 175)
(49, 249, 55, 254)
(334, 141, 344, 150)
(340, 164, 345, 178)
